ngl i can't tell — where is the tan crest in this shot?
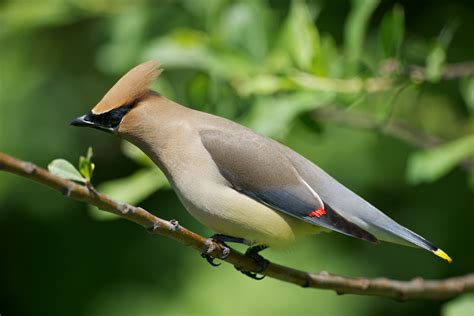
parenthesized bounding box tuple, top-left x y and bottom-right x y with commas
(92, 60, 162, 114)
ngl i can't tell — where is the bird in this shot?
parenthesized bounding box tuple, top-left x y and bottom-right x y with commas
(71, 60, 452, 277)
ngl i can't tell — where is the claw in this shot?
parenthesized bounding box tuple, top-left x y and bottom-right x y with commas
(235, 264, 267, 280)
(235, 245, 269, 280)
(241, 270, 266, 280)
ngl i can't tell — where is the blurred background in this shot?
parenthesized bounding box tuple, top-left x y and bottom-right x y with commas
(1, 0, 473, 315)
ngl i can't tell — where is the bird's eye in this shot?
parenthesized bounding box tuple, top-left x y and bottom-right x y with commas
(108, 104, 134, 128)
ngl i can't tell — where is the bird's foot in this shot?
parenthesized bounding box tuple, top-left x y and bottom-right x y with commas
(201, 234, 244, 267)
(236, 245, 269, 280)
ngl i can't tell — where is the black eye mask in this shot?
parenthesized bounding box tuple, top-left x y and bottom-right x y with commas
(71, 103, 135, 132)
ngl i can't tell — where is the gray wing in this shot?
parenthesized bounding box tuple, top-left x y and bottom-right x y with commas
(200, 129, 377, 243)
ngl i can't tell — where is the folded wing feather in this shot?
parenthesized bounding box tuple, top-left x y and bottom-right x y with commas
(200, 129, 378, 243)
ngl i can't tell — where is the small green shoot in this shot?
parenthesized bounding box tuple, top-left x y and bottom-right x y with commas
(79, 147, 95, 183)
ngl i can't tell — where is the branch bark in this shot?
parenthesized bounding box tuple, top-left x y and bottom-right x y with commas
(1, 151, 473, 301)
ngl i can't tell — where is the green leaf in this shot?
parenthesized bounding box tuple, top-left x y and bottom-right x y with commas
(48, 159, 86, 184)
(406, 134, 474, 184)
(425, 21, 459, 83)
(86, 147, 93, 160)
(425, 44, 446, 83)
(217, 2, 269, 61)
(460, 76, 474, 115)
(318, 35, 342, 77)
(79, 147, 95, 182)
(438, 19, 460, 49)
(145, 29, 211, 70)
(279, 0, 320, 71)
(144, 29, 255, 79)
(379, 4, 405, 59)
(344, 0, 380, 74)
(242, 91, 335, 138)
(88, 168, 169, 220)
(442, 293, 474, 316)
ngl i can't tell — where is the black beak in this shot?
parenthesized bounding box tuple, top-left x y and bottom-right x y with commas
(70, 112, 116, 133)
(70, 115, 91, 127)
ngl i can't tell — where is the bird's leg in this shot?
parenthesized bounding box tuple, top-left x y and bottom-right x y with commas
(236, 245, 269, 280)
(201, 234, 247, 267)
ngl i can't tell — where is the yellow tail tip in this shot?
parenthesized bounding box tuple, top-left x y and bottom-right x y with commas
(434, 249, 452, 263)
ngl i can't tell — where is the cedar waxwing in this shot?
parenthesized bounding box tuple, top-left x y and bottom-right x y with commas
(71, 61, 452, 276)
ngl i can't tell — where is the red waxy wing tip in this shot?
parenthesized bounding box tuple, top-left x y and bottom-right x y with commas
(308, 208, 327, 218)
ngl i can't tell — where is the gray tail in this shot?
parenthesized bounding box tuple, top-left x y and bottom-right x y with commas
(369, 219, 452, 263)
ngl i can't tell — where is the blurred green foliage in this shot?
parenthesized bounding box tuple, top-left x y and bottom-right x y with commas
(442, 293, 474, 316)
(1, 0, 473, 315)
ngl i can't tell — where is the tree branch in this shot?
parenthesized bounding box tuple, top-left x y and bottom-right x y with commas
(1, 151, 472, 301)
(290, 60, 474, 94)
(407, 61, 474, 81)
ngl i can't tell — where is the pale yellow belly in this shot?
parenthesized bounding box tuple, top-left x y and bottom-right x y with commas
(179, 184, 324, 248)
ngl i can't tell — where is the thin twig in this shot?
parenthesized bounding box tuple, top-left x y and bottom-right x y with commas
(408, 61, 474, 81)
(1, 151, 473, 300)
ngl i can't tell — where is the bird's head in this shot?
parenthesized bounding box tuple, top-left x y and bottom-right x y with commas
(71, 60, 162, 135)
